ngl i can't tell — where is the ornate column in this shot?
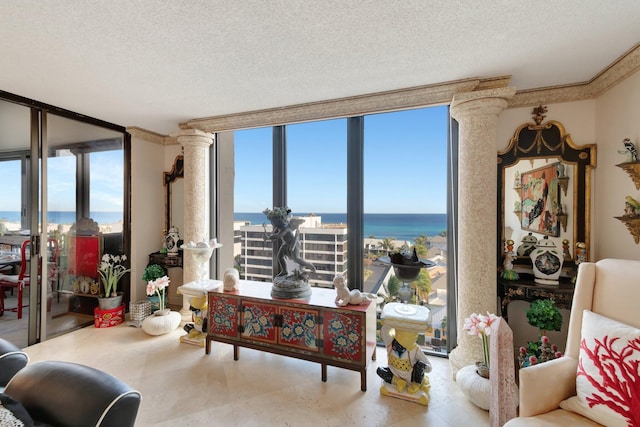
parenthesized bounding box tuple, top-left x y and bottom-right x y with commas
(448, 87, 515, 375)
(173, 129, 215, 319)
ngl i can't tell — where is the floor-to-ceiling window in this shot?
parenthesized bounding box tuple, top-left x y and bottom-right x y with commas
(232, 105, 450, 355)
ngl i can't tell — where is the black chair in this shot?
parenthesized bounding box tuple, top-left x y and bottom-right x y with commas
(4, 360, 141, 427)
(0, 338, 28, 390)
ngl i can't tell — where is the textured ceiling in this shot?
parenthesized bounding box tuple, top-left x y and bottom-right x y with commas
(1, 0, 640, 136)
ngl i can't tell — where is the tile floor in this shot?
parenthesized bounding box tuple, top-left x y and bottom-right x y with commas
(19, 322, 489, 426)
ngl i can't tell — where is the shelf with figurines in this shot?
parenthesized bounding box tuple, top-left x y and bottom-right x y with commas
(615, 138, 640, 243)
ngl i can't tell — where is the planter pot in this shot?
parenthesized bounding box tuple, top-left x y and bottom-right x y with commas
(141, 309, 181, 336)
(98, 294, 123, 310)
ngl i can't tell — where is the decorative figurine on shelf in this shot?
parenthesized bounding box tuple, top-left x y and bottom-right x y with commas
(572, 241, 587, 284)
(562, 239, 571, 259)
(263, 207, 316, 299)
(333, 274, 375, 306)
(164, 226, 181, 256)
(500, 239, 519, 281)
(618, 138, 639, 163)
(223, 267, 240, 292)
(377, 302, 432, 406)
(516, 232, 537, 257)
(530, 236, 563, 285)
(624, 195, 640, 216)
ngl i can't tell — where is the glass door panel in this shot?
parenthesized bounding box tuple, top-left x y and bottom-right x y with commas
(46, 114, 126, 339)
(0, 99, 31, 347)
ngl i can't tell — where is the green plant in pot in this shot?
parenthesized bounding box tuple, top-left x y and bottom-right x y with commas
(97, 254, 130, 310)
(519, 299, 563, 367)
(142, 264, 167, 310)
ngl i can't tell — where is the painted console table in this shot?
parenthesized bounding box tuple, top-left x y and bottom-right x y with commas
(206, 280, 377, 391)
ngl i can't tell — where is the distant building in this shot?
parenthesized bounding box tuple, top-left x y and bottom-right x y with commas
(237, 216, 347, 288)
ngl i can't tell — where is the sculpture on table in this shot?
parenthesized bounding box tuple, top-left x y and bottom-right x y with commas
(333, 274, 374, 307)
(263, 207, 315, 299)
(223, 267, 240, 292)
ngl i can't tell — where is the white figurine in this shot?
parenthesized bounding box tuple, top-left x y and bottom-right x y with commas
(223, 267, 240, 292)
(333, 274, 375, 306)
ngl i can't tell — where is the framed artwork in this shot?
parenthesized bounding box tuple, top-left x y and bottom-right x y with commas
(521, 162, 561, 237)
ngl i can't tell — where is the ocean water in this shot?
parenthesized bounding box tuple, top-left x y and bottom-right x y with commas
(235, 212, 447, 241)
(0, 211, 123, 225)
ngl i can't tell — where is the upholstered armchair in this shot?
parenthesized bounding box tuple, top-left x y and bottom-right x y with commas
(4, 360, 141, 427)
(0, 338, 28, 391)
(505, 258, 640, 426)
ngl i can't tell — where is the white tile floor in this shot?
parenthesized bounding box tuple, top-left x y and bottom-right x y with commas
(21, 323, 489, 426)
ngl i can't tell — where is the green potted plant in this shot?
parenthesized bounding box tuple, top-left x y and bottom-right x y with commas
(519, 299, 564, 367)
(97, 254, 130, 310)
(142, 264, 167, 310)
(526, 299, 562, 336)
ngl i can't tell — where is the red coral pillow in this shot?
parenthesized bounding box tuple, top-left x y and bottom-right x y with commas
(559, 310, 640, 427)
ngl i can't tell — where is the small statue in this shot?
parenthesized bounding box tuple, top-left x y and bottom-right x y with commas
(377, 324, 432, 405)
(263, 207, 315, 299)
(181, 295, 208, 346)
(501, 239, 519, 281)
(618, 138, 639, 163)
(624, 195, 640, 216)
(223, 267, 240, 292)
(263, 207, 316, 277)
(333, 274, 375, 306)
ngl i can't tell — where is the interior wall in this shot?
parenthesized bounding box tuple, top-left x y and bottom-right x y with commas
(130, 136, 165, 302)
(594, 70, 640, 261)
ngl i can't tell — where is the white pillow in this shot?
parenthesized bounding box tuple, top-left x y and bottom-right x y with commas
(559, 310, 640, 427)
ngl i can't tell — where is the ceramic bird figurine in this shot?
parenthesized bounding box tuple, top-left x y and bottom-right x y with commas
(624, 195, 640, 215)
(622, 138, 639, 162)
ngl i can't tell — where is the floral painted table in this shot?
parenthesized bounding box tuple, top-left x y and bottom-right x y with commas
(206, 280, 377, 391)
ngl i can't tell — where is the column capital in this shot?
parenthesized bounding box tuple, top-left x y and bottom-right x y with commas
(450, 87, 516, 120)
(172, 129, 215, 148)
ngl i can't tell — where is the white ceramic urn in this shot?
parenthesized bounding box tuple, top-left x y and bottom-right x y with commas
(529, 236, 563, 285)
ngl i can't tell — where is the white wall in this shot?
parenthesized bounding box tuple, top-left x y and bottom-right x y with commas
(594, 70, 640, 260)
(130, 136, 165, 302)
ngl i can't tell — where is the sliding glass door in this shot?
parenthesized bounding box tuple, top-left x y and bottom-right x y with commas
(0, 94, 129, 347)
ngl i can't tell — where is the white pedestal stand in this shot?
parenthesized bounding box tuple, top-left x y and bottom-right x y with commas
(177, 279, 223, 345)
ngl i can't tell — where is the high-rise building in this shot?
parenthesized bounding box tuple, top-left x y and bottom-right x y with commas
(236, 216, 347, 288)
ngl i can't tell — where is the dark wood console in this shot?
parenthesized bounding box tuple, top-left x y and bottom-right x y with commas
(498, 276, 575, 322)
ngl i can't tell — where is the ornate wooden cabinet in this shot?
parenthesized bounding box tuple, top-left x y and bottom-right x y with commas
(206, 280, 376, 391)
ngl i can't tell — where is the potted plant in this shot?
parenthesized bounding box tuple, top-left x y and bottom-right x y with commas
(142, 264, 167, 310)
(526, 299, 562, 336)
(519, 299, 564, 367)
(97, 253, 130, 310)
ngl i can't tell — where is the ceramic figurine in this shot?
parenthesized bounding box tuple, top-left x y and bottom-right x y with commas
(516, 232, 538, 256)
(501, 239, 519, 280)
(377, 303, 432, 406)
(223, 267, 240, 292)
(333, 274, 375, 306)
(165, 226, 181, 256)
(530, 236, 563, 285)
(619, 138, 639, 162)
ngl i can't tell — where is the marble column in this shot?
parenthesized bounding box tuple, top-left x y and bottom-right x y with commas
(448, 87, 515, 375)
(173, 129, 215, 320)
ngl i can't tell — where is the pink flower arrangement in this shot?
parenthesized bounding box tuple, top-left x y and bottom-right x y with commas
(518, 334, 563, 368)
(463, 312, 499, 368)
(146, 275, 170, 312)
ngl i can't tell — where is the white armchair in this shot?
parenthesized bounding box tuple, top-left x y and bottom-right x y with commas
(505, 258, 640, 426)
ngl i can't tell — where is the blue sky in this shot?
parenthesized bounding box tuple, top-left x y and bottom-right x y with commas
(234, 105, 449, 214)
(0, 151, 124, 212)
(0, 105, 448, 215)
